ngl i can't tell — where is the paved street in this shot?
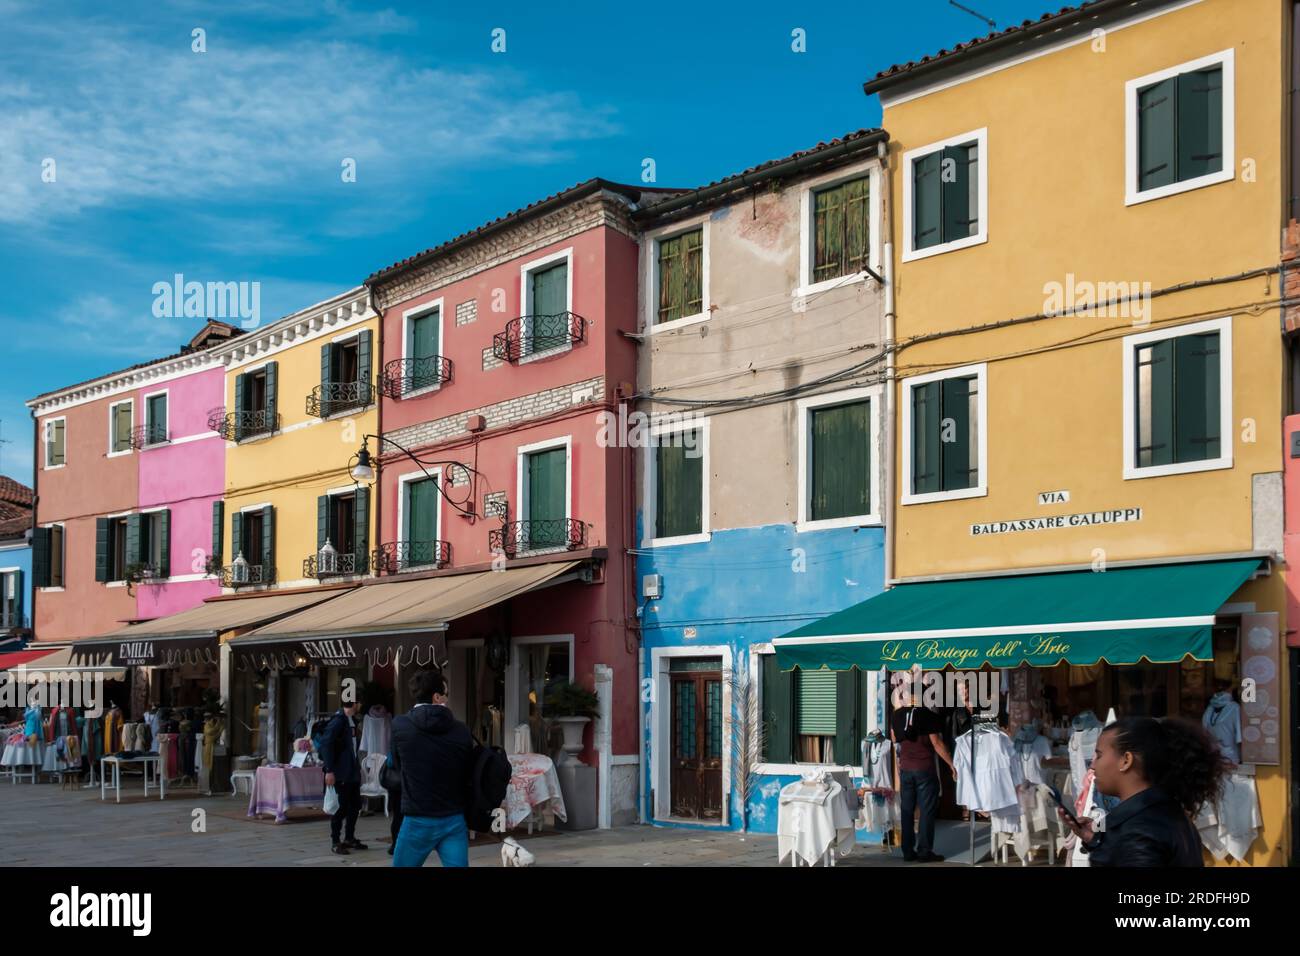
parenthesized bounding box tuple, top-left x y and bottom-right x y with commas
(0, 779, 1039, 867)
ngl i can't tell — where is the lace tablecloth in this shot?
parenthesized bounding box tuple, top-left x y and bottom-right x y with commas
(505, 753, 568, 828)
(1, 739, 43, 767)
(247, 764, 325, 822)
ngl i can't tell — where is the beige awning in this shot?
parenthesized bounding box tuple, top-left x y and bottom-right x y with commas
(229, 561, 583, 669)
(11, 646, 127, 680)
(95, 589, 357, 641)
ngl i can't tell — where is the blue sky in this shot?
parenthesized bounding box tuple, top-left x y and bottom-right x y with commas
(0, 0, 1055, 484)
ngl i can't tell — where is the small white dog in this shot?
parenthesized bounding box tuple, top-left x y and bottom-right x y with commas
(501, 836, 536, 867)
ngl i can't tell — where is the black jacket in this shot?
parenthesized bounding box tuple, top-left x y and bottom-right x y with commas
(391, 704, 475, 819)
(319, 710, 360, 785)
(1084, 787, 1204, 867)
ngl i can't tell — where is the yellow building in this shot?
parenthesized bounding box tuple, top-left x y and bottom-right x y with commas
(776, 0, 1292, 866)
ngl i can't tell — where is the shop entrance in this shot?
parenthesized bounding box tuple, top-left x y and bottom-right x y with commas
(669, 658, 723, 820)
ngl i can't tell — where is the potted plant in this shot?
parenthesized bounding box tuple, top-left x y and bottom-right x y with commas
(544, 681, 599, 765)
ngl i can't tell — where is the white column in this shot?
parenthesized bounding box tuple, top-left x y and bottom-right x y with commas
(595, 663, 612, 829)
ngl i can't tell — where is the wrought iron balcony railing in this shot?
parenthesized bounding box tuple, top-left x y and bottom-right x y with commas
(304, 550, 367, 579)
(208, 407, 279, 442)
(372, 540, 451, 574)
(218, 563, 275, 588)
(492, 312, 585, 364)
(306, 381, 374, 419)
(129, 423, 170, 449)
(381, 357, 453, 399)
(489, 518, 586, 557)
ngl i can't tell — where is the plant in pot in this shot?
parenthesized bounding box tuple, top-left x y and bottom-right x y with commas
(544, 681, 599, 765)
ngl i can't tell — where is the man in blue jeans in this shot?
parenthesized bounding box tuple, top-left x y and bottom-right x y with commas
(890, 693, 956, 863)
(390, 669, 476, 867)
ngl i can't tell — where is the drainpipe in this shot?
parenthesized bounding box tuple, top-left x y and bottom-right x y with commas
(368, 286, 383, 591)
(29, 408, 39, 642)
(879, 139, 897, 591)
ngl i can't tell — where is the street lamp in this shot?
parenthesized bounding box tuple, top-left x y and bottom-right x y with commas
(350, 445, 375, 483)
(346, 435, 486, 519)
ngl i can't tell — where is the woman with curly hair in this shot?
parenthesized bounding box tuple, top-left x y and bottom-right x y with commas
(1058, 716, 1230, 867)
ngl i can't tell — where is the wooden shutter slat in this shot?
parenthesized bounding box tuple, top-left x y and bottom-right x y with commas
(762, 654, 794, 764)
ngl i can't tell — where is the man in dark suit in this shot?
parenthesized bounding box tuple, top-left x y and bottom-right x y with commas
(321, 700, 367, 855)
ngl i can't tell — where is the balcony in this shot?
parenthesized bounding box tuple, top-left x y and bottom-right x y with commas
(306, 381, 374, 419)
(381, 357, 453, 399)
(129, 423, 169, 449)
(488, 518, 586, 557)
(372, 540, 451, 574)
(492, 312, 585, 364)
(208, 407, 279, 442)
(216, 560, 275, 589)
(304, 542, 368, 579)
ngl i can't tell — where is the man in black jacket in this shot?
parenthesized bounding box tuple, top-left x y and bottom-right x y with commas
(390, 669, 475, 868)
(321, 700, 367, 855)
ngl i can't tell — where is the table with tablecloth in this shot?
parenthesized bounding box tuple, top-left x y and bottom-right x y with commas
(777, 778, 857, 866)
(504, 753, 567, 829)
(246, 764, 326, 823)
(1, 735, 43, 771)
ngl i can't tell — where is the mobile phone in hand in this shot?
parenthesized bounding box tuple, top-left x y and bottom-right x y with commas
(1046, 784, 1082, 829)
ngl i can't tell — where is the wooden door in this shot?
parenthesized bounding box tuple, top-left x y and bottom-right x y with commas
(670, 672, 723, 820)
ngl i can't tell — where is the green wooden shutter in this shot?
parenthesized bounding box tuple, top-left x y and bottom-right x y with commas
(261, 505, 275, 577)
(112, 404, 131, 452)
(354, 488, 369, 573)
(211, 501, 224, 566)
(95, 517, 109, 583)
(912, 151, 942, 250)
(47, 419, 65, 466)
(358, 329, 373, 394)
(147, 394, 167, 442)
(233, 373, 245, 440)
(407, 478, 437, 545)
(811, 401, 869, 520)
(657, 234, 680, 324)
(834, 669, 860, 767)
(31, 527, 51, 588)
(762, 654, 794, 764)
(527, 447, 567, 548)
(158, 509, 171, 577)
(11, 569, 22, 628)
(264, 362, 278, 428)
(231, 511, 243, 563)
(1174, 332, 1220, 463)
(912, 381, 941, 494)
(813, 183, 846, 283)
(657, 230, 703, 323)
(126, 514, 142, 570)
(1138, 77, 1176, 192)
(317, 495, 329, 549)
(529, 262, 568, 353)
(410, 311, 439, 359)
(797, 669, 837, 736)
(941, 142, 977, 242)
(1177, 66, 1223, 181)
(55, 419, 65, 464)
(320, 343, 333, 416)
(655, 436, 703, 539)
(844, 176, 869, 274)
(941, 376, 974, 491)
(682, 229, 703, 317)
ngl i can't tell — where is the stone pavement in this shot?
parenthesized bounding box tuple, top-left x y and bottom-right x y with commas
(0, 778, 1052, 867)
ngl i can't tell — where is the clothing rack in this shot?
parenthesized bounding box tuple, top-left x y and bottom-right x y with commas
(964, 712, 1000, 866)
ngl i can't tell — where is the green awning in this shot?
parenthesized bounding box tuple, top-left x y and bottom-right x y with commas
(773, 558, 1263, 671)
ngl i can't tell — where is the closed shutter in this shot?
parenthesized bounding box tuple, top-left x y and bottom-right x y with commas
(1138, 339, 1175, 467)
(31, 527, 51, 588)
(126, 514, 142, 570)
(797, 669, 837, 736)
(410, 311, 439, 359)
(834, 669, 860, 767)
(113, 404, 132, 452)
(264, 362, 278, 428)
(147, 394, 167, 442)
(811, 401, 869, 520)
(406, 478, 437, 545)
(11, 569, 22, 629)
(354, 488, 369, 573)
(261, 506, 275, 578)
(941, 142, 978, 242)
(912, 381, 941, 494)
(761, 653, 794, 764)
(231, 511, 243, 563)
(320, 343, 333, 416)
(54, 419, 65, 465)
(1175, 332, 1221, 463)
(528, 262, 568, 354)
(158, 509, 171, 577)
(358, 330, 373, 398)
(51, 526, 64, 587)
(317, 495, 330, 549)
(95, 517, 109, 583)
(1177, 66, 1223, 180)
(1138, 77, 1176, 192)
(657, 230, 703, 323)
(655, 436, 703, 539)
(814, 184, 846, 283)
(211, 501, 224, 566)
(941, 376, 975, 491)
(527, 447, 566, 524)
(233, 373, 245, 441)
(912, 151, 941, 250)
(47, 420, 65, 466)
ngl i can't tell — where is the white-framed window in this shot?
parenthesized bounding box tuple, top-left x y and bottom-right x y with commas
(901, 363, 988, 505)
(397, 468, 444, 570)
(1122, 316, 1233, 480)
(142, 388, 169, 446)
(796, 161, 882, 298)
(400, 297, 446, 398)
(515, 436, 573, 553)
(902, 127, 988, 262)
(1125, 49, 1234, 206)
(796, 386, 881, 531)
(44, 417, 66, 469)
(642, 416, 710, 547)
(644, 218, 709, 333)
(518, 248, 574, 363)
(108, 399, 133, 456)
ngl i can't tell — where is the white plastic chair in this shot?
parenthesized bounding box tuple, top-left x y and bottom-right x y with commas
(359, 752, 389, 817)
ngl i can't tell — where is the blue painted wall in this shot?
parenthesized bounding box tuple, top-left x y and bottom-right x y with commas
(637, 520, 886, 838)
(0, 541, 32, 639)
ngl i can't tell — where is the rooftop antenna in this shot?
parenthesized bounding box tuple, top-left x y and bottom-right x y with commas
(949, 0, 996, 30)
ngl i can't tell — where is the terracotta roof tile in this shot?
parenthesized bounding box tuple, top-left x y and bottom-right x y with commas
(0, 477, 33, 508)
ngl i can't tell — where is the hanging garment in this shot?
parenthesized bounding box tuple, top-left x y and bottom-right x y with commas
(203, 718, 222, 770)
(1202, 694, 1242, 765)
(953, 726, 1023, 813)
(1195, 773, 1261, 862)
(1068, 717, 1102, 797)
(359, 705, 391, 756)
(1013, 730, 1053, 785)
(857, 735, 896, 835)
(82, 715, 102, 767)
(155, 733, 179, 779)
(104, 711, 124, 755)
(24, 705, 41, 740)
(64, 735, 80, 765)
(145, 709, 162, 753)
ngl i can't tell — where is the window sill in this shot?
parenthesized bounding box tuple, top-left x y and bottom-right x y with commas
(1125, 168, 1233, 207)
(793, 272, 874, 302)
(902, 232, 987, 263)
(901, 485, 987, 506)
(517, 343, 573, 366)
(647, 312, 709, 335)
(106, 581, 127, 588)
(400, 383, 444, 401)
(38, 587, 65, 593)
(43, 463, 66, 471)
(796, 515, 881, 533)
(1123, 456, 1233, 480)
(107, 450, 133, 459)
(642, 532, 711, 548)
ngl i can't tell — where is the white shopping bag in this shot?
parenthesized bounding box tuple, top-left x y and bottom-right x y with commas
(323, 784, 339, 815)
